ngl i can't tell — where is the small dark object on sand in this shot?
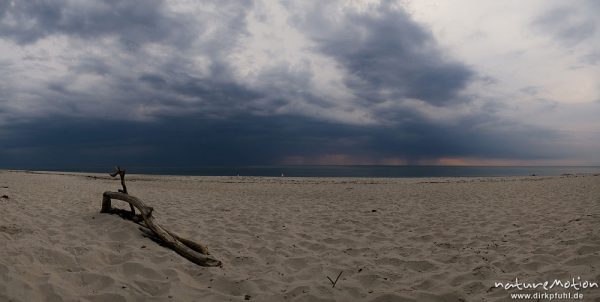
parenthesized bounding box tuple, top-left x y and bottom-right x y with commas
(371, 209, 377, 212)
(327, 271, 343, 288)
(1, 195, 8, 199)
(245, 294, 251, 300)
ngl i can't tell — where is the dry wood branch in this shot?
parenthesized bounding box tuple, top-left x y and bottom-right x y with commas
(109, 166, 135, 215)
(101, 191, 221, 267)
(109, 166, 128, 193)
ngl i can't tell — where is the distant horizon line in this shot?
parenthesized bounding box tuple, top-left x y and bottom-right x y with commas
(4, 165, 600, 178)
(2, 164, 600, 170)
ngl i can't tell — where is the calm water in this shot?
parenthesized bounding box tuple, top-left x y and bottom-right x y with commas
(22, 165, 600, 178)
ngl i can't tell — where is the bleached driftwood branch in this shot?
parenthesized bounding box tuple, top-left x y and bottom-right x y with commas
(109, 166, 135, 215)
(100, 168, 221, 267)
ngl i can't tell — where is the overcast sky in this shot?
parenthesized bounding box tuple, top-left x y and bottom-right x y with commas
(0, 0, 599, 168)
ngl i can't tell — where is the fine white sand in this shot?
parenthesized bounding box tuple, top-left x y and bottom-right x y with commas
(1, 170, 599, 301)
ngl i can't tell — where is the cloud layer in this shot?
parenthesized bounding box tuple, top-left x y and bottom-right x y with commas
(0, 0, 598, 168)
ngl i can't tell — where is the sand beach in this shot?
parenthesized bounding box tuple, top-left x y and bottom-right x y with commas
(1, 170, 599, 301)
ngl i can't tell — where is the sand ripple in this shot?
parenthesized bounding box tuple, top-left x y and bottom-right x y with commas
(1, 171, 599, 301)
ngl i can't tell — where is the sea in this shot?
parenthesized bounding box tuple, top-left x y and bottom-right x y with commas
(17, 165, 600, 178)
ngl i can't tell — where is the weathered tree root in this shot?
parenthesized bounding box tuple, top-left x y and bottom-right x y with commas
(101, 191, 221, 267)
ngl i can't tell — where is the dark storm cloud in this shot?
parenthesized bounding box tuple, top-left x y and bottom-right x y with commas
(0, 0, 257, 118)
(137, 72, 264, 115)
(0, 0, 191, 46)
(371, 116, 563, 161)
(288, 1, 473, 106)
(0, 0, 575, 167)
(71, 57, 113, 75)
(0, 113, 564, 168)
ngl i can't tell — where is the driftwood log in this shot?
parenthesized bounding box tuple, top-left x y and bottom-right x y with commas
(101, 167, 221, 267)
